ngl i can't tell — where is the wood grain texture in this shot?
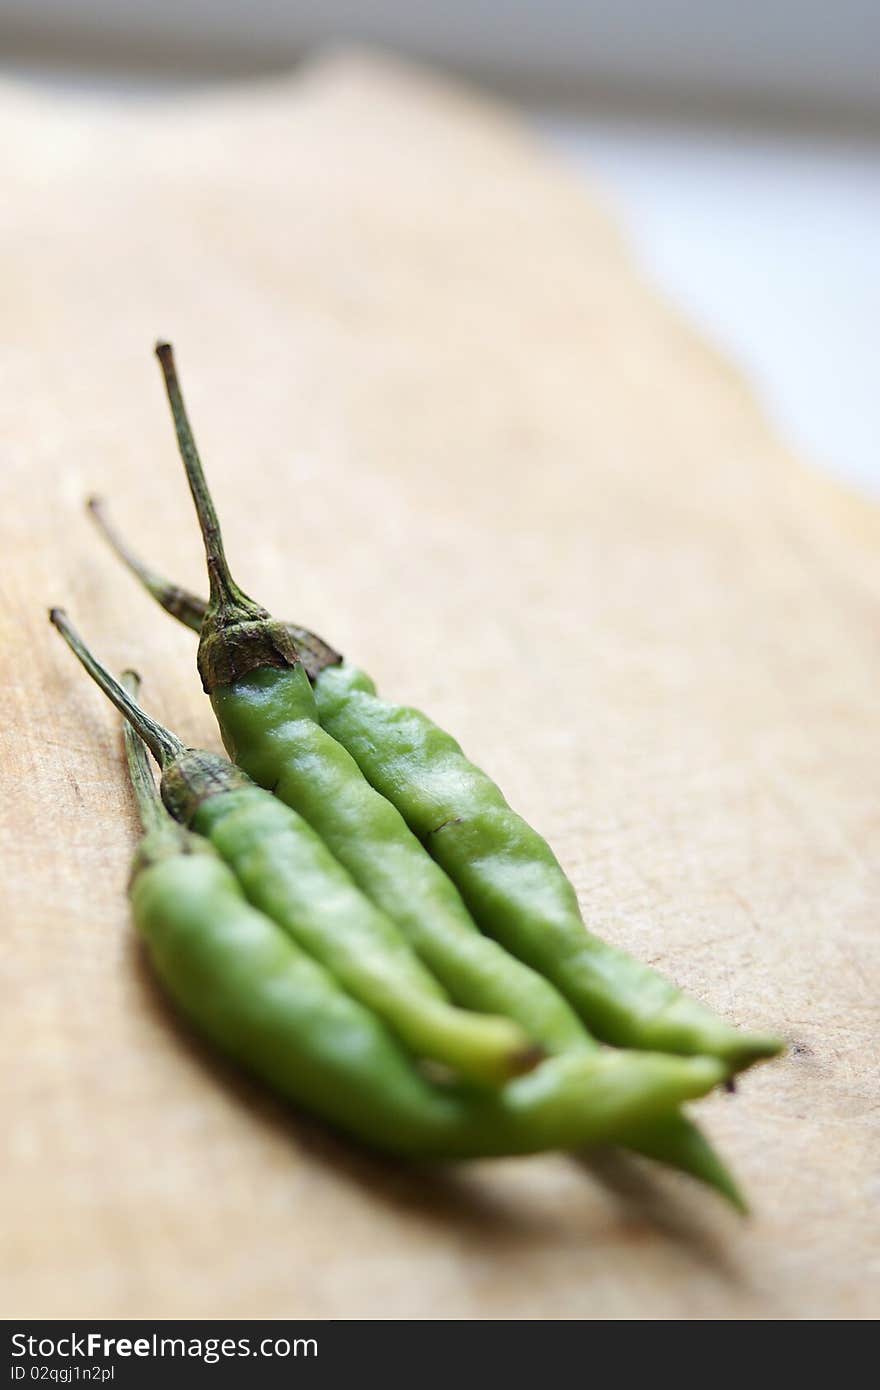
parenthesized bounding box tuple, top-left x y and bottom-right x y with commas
(1, 51, 878, 1321)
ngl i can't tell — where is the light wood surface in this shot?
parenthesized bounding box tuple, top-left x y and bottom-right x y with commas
(2, 51, 878, 1320)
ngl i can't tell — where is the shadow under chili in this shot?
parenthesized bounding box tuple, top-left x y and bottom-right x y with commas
(127, 934, 746, 1277)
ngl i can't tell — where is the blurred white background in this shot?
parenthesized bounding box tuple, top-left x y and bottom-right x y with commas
(3, 1, 878, 492)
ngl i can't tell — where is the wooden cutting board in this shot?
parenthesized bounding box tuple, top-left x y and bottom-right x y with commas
(2, 51, 878, 1321)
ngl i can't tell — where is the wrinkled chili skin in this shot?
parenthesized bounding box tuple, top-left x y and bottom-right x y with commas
(209, 664, 592, 1058)
(313, 662, 781, 1073)
(187, 777, 539, 1085)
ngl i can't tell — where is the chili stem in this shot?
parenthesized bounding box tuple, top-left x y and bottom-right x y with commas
(118, 670, 167, 832)
(154, 342, 242, 611)
(87, 495, 208, 627)
(49, 609, 183, 767)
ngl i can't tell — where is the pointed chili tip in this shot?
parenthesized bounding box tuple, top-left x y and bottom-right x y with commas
(510, 1042, 546, 1077)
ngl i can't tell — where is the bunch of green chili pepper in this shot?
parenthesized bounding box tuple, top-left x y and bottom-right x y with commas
(52, 343, 782, 1204)
(51, 615, 725, 1159)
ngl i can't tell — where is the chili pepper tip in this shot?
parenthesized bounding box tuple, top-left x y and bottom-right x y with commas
(511, 1043, 546, 1077)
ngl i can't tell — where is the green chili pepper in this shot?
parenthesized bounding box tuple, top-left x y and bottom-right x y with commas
(125, 344, 782, 1079)
(51, 615, 726, 1160)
